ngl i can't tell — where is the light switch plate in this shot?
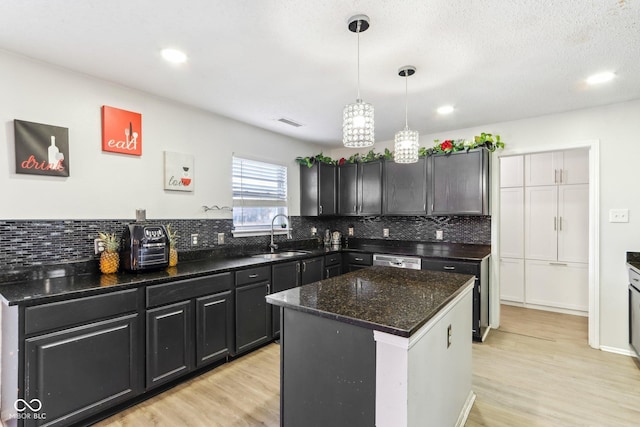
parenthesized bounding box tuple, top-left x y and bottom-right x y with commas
(436, 230, 444, 240)
(609, 209, 629, 223)
(217, 232, 225, 244)
(383, 228, 389, 238)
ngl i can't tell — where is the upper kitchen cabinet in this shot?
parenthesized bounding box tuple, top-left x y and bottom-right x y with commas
(338, 161, 382, 216)
(383, 158, 428, 215)
(300, 163, 337, 216)
(525, 149, 589, 186)
(427, 148, 489, 216)
(500, 155, 524, 188)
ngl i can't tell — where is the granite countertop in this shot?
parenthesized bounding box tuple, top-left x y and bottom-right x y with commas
(266, 265, 475, 338)
(0, 240, 489, 307)
(345, 239, 491, 261)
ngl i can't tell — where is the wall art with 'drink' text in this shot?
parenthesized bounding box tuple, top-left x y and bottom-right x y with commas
(101, 105, 142, 156)
(164, 151, 194, 192)
(14, 120, 70, 177)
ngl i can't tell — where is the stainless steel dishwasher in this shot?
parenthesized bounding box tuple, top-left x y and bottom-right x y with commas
(372, 254, 421, 270)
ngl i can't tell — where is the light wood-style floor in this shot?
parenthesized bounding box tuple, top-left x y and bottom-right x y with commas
(95, 305, 640, 426)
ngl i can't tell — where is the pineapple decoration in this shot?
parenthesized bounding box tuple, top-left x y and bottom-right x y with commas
(166, 224, 179, 267)
(98, 232, 120, 274)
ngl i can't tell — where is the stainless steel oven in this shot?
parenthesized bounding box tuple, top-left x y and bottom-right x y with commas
(629, 267, 640, 359)
(372, 254, 421, 270)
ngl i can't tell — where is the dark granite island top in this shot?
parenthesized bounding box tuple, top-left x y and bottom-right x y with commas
(267, 265, 475, 338)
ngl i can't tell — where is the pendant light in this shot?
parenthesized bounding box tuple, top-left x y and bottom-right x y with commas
(343, 15, 375, 148)
(394, 66, 419, 164)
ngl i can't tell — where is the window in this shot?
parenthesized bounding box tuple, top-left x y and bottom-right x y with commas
(232, 156, 288, 236)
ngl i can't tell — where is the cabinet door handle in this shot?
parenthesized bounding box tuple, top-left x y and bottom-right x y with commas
(319, 205, 323, 214)
(267, 283, 271, 294)
(249, 274, 259, 278)
(354, 204, 357, 213)
(303, 262, 306, 272)
(559, 216, 563, 231)
(549, 262, 568, 266)
(325, 269, 329, 278)
(554, 217, 557, 231)
(559, 169, 564, 183)
(444, 266, 456, 270)
(296, 263, 300, 273)
(632, 277, 639, 282)
(554, 169, 558, 184)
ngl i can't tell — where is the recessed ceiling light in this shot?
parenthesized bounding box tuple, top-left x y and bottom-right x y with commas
(161, 48, 187, 64)
(586, 72, 615, 85)
(437, 105, 455, 115)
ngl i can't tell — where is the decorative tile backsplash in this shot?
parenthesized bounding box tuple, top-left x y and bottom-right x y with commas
(0, 216, 490, 270)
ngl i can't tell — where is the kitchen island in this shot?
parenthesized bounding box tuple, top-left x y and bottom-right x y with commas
(266, 266, 476, 427)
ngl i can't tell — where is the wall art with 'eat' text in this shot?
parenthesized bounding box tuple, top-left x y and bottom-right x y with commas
(164, 151, 194, 192)
(101, 105, 142, 156)
(14, 120, 70, 177)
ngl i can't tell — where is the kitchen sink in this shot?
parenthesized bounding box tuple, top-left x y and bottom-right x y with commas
(250, 250, 311, 259)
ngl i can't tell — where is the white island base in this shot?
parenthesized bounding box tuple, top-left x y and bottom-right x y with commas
(375, 285, 475, 427)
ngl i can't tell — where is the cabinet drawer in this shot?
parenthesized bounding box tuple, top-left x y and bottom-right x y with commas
(146, 272, 232, 308)
(25, 288, 138, 336)
(422, 259, 478, 276)
(345, 252, 373, 266)
(236, 266, 271, 287)
(325, 253, 341, 267)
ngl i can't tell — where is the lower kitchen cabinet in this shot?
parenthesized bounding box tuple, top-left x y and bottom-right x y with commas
(235, 266, 272, 354)
(196, 291, 233, 367)
(344, 252, 373, 272)
(422, 257, 489, 341)
(146, 300, 193, 387)
(301, 256, 324, 285)
(145, 272, 233, 389)
(524, 260, 588, 312)
(21, 288, 142, 427)
(325, 253, 342, 279)
(499, 257, 525, 303)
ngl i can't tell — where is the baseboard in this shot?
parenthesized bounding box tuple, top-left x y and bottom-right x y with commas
(455, 391, 476, 427)
(600, 345, 637, 358)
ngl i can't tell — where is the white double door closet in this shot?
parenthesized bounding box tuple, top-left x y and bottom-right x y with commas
(499, 149, 589, 315)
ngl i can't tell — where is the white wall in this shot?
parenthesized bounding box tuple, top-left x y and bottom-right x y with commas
(0, 50, 324, 220)
(330, 99, 640, 352)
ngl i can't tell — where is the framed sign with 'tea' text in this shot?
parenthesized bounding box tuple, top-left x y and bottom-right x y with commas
(101, 105, 142, 156)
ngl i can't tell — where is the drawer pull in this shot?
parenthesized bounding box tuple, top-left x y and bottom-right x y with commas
(549, 262, 568, 266)
(633, 278, 639, 282)
(444, 266, 455, 270)
(355, 257, 364, 261)
(248, 274, 259, 278)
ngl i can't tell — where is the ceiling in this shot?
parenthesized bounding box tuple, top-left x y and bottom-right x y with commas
(1, 1, 639, 147)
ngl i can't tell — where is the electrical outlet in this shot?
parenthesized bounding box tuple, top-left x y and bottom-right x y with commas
(217, 232, 225, 245)
(348, 226, 354, 236)
(436, 230, 444, 240)
(311, 227, 317, 236)
(609, 209, 629, 223)
(94, 238, 105, 255)
(383, 228, 389, 238)
(191, 233, 199, 246)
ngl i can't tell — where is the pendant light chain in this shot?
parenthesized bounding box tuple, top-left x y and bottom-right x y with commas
(356, 27, 361, 100)
(404, 70, 409, 129)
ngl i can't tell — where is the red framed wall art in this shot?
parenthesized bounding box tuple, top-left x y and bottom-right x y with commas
(101, 105, 142, 156)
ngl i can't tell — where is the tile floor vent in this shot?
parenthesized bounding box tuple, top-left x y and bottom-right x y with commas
(277, 118, 302, 127)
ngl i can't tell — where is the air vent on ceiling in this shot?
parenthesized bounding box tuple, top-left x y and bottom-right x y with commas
(277, 117, 302, 127)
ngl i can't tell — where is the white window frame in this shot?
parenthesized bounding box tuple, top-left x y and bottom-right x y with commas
(231, 156, 290, 237)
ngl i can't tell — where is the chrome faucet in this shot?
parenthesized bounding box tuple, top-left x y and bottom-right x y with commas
(270, 213, 290, 253)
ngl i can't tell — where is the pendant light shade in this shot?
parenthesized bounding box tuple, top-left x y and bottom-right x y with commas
(394, 66, 419, 164)
(343, 15, 374, 148)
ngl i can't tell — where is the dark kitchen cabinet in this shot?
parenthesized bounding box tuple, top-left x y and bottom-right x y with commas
(422, 257, 489, 341)
(146, 300, 193, 387)
(23, 289, 142, 427)
(301, 256, 324, 285)
(325, 253, 342, 278)
(300, 163, 337, 216)
(344, 252, 373, 272)
(196, 291, 233, 367)
(235, 266, 272, 354)
(338, 161, 382, 216)
(272, 261, 300, 338)
(427, 148, 489, 215)
(383, 158, 428, 215)
(145, 272, 233, 388)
